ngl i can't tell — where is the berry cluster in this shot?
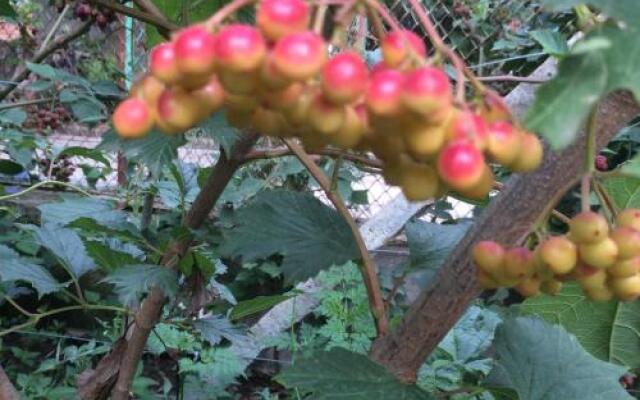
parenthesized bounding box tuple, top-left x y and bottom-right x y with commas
(71, 1, 117, 29)
(112, 0, 543, 200)
(37, 154, 75, 182)
(23, 105, 70, 131)
(474, 209, 640, 302)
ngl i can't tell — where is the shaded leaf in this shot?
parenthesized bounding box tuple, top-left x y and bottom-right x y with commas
(220, 190, 359, 283)
(278, 347, 431, 399)
(38, 196, 128, 227)
(230, 295, 292, 321)
(59, 146, 110, 166)
(530, 29, 569, 57)
(405, 221, 470, 271)
(542, 0, 640, 26)
(85, 241, 140, 271)
(101, 265, 178, 306)
(0, 108, 27, 125)
(602, 176, 640, 209)
(485, 317, 632, 400)
(521, 283, 640, 367)
(0, 159, 24, 175)
(193, 315, 247, 346)
(200, 111, 240, 155)
(35, 224, 95, 278)
(0, 244, 61, 297)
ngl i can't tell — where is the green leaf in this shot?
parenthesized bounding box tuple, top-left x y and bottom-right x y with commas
(68, 217, 142, 244)
(26, 62, 59, 80)
(405, 221, 469, 271)
(521, 283, 640, 367)
(0, 244, 61, 297)
(525, 25, 640, 150)
(59, 146, 110, 166)
(101, 265, 178, 306)
(485, 317, 632, 400)
(200, 111, 240, 155)
(278, 347, 431, 399)
(69, 96, 105, 123)
(0, 0, 16, 17)
(35, 224, 95, 278)
(0, 108, 27, 125)
(620, 157, 640, 179)
(85, 240, 140, 271)
(230, 294, 292, 321)
(38, 196, 127, 227)
(0, 159, 24, 175)
(220, 190, 359, 283)
(541, 0, 640, 27)
(602, 176, 640, 209)
(530, 29, 569, 57)
(193, 315, 248, 346)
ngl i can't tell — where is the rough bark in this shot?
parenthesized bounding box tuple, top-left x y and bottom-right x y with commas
(0, 364, 20, 400)
(369, 91, 640, 382)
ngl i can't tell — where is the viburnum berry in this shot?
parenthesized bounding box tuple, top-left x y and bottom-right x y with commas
(218, 69, 260, 95)
(446, 110, 489, 150)
(226, 92, 260, 112)
(458, 165, 493, 200)
(404, 122, 446, 160)
(569, 211, 610, 244)
(509, 132, 543, 172)
(479, 92, 510, 123)
(272, 31, 327, 81)
(575, 264, 607, 289)
(282, 87, 314, 125)
(381, 29, 427, 68)
(130, 75, 165, 108)
(262, 82, 304, 111)
(503, 247, 535, 281)
(365, 69, 405, 117)
(251, 107, 287, 137)
(610, 227, 640, 259)
(516, 276, 542, 297)
(585, 286, 614, 301)
(398, 161, 440, 201)
(332, 105, 367, 149)
(215, 24, 267, 72)
(112, 98, 153, 139)
(156, 88, 202, 131)
(320, 51, 369, 105)
(437, 140, 485, 191)
(538, 236, 577, 275)
(192, 76, 226, 116)
(487, 121, 521, 165)
(595, 155, 608, 171)
(174, 26, 217, 77)
(609, 256, 640, 279)
(401, 67, 452, 116)
(260, 54, 291, 90)
(616, 208, 640, 232)
(256, 0, 310, 41)
(149, 43, 181, 85)
(610, 275, 640, 302)
(308, 94, 346, 135)
(472, 241, 506, 278)
(540, 279, 563, 295)
(578, 237, 619, 269)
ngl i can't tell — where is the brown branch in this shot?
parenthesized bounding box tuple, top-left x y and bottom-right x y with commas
(89, 0, 177, 33)
(283, 138, 389, 336)
(0, 364, 19, 400)
(0, 19, 94, 102)
(79, 132, 259, 400)
(369, 91, 640, 382)
(243, 147, 384, 169)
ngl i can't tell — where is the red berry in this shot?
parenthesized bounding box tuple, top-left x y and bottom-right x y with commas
(382, 30, 427, 68)
(113, 98, 153, 139)
(365, 69, 405, 116)
(156, 88, 202, 131)
(215, 24, 267, 72)
(487, 121, 521, 165)
(437, 140, 485, 191)
(402, 66, 452, 115)
(192, 75, 226, 116)
(174, 26, 217, 77)
(256, 0, 310, 41)
(595, 155, 608, 171)
(447, 110, 489, 150)
(149, 43, 181, 85)
(272, 31, 327, 81)
(320, 51, 368, 105)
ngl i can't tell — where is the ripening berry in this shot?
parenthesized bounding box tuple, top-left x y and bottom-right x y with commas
(272, 32, 327, 81)
(251, 107, 287, 137)
(539, 236, 577, 275)
(192, 76, 226, 116)
(370, 61, 391, 78)
(260, 54, 291, 90)
(487, 121, 521, 165)
(575, 264, 607, 289)
(569, 211, 610, 244)
(477, 269, 500, 290)
(262, 82, 304, 111)
(401, 67, 452, 116)
(256, 0, 310, 41)
(381, 29, 427, 68)
(300, 129, 329, 152)
(149, 43, 181, 84)
(617, 209, 640, 232)
(503, 247, 535, 280)
(509, 132, 543, 172)
(112, 98, 153, 139)
(225, 107, 254, 129)
(585, 286, 614, 301)
(446, 110, 489, 150)
(595, 155, 608, 171)
(321, 51, 369, 105)
(479, 92, 510, 123)
(610, 227, 640, 259)
(174, 26, 217, 77)
(399, 161, 440, 201)
(404, 122, 446, 160)
(472, 241, 505, 278)
(130, 75, 165, 111)
(610, 275, 640, 302)
(365, 69, 405, 117)
(540, 279, 563, 296)
(332, 105, 367, 149)
(215, 24, 267, 72)
(156, 88, 202, 131)
(437, 140, 485, 191)
(609, 256, 640, 279)
(307, 94, 345, 135)
(282, 87, 314, 125)
(457, 165, 493, 201)
(226, 92, 260, 112)
(516, 276, 542, 297)
(218, 69, 260, 95)
(579, 237, 618, 269)
(370, 132, 406, 162)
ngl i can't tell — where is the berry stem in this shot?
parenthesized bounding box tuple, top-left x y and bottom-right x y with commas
(313, 3, 329, 35)
(39, 2, 70, 52)
(581, 174, 591, 212)
(364, 1, 386, 41)
(204, 0, 257, 31)
(283, 138, 389, 337)
(329, 155, 343, 193)
(585, 107, 598, 173)
(594, 179, 619, 217)
(551, 209, 572, 224)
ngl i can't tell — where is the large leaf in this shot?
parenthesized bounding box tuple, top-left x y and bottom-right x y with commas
(530, 29, 569, 57)
(521, 283, 640, 367)
(192, 315, 248, 346)
(35, 225, 95, 278)
(0, 244, 61, 297)
(101, 265, 178, 306)
(230, 294, 292, 321)
(200, 111, 240, 155)
(85, 240, 140, 271)
(0, 108, 27, 125)
(278, 347, 431, 399)
(485, 317, 632, 400)
(38, 196, 127, 227)
(602, 176, 640, 209)
(405, 221, 470, 272)
(525, 25, 640, 149)
(542, 0, 640, 27)
(220, 191, 359, 283)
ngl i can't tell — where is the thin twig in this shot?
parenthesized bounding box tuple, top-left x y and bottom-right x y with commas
(90, 0, 177, 32)
(0, 98, 54, 110)
(581, 175, 591, 213)
(283, 138, 388, 337)
(243, 147, 383, 169)
(313, 3, 329, 35)
(39, 3, 71, 52)
(551, 209, 571, 224)
(477, 74, 549, 84)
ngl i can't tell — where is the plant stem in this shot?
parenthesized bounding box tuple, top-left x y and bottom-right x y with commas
(4, 296, 35, 317)
(283, 138, 388, 337)
(0, 180, 93, 202)
(551, 209, 571, 224)
(586, 107, 598, 173)
(313, 3, 329, 35)
(0, 98, 54, 110)
(243, 147, 383, 169)
(329, 155, 343, 193)
(594, 180, 619, 217)
(581, 175, 591, 213)
(39, 3, 70, 52)
(90, 0, 177, 32)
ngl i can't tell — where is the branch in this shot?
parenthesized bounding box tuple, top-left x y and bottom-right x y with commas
(0, 19, 93, 102)
(477, 75, 549, 84)
(79, 132, 259, 400)
(89, 0, 177, 34)
(243, 146, 383, 169)
(369, 91, 640, 382)
(0, 364, 19, 400)
(283, 139, 389, 336)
